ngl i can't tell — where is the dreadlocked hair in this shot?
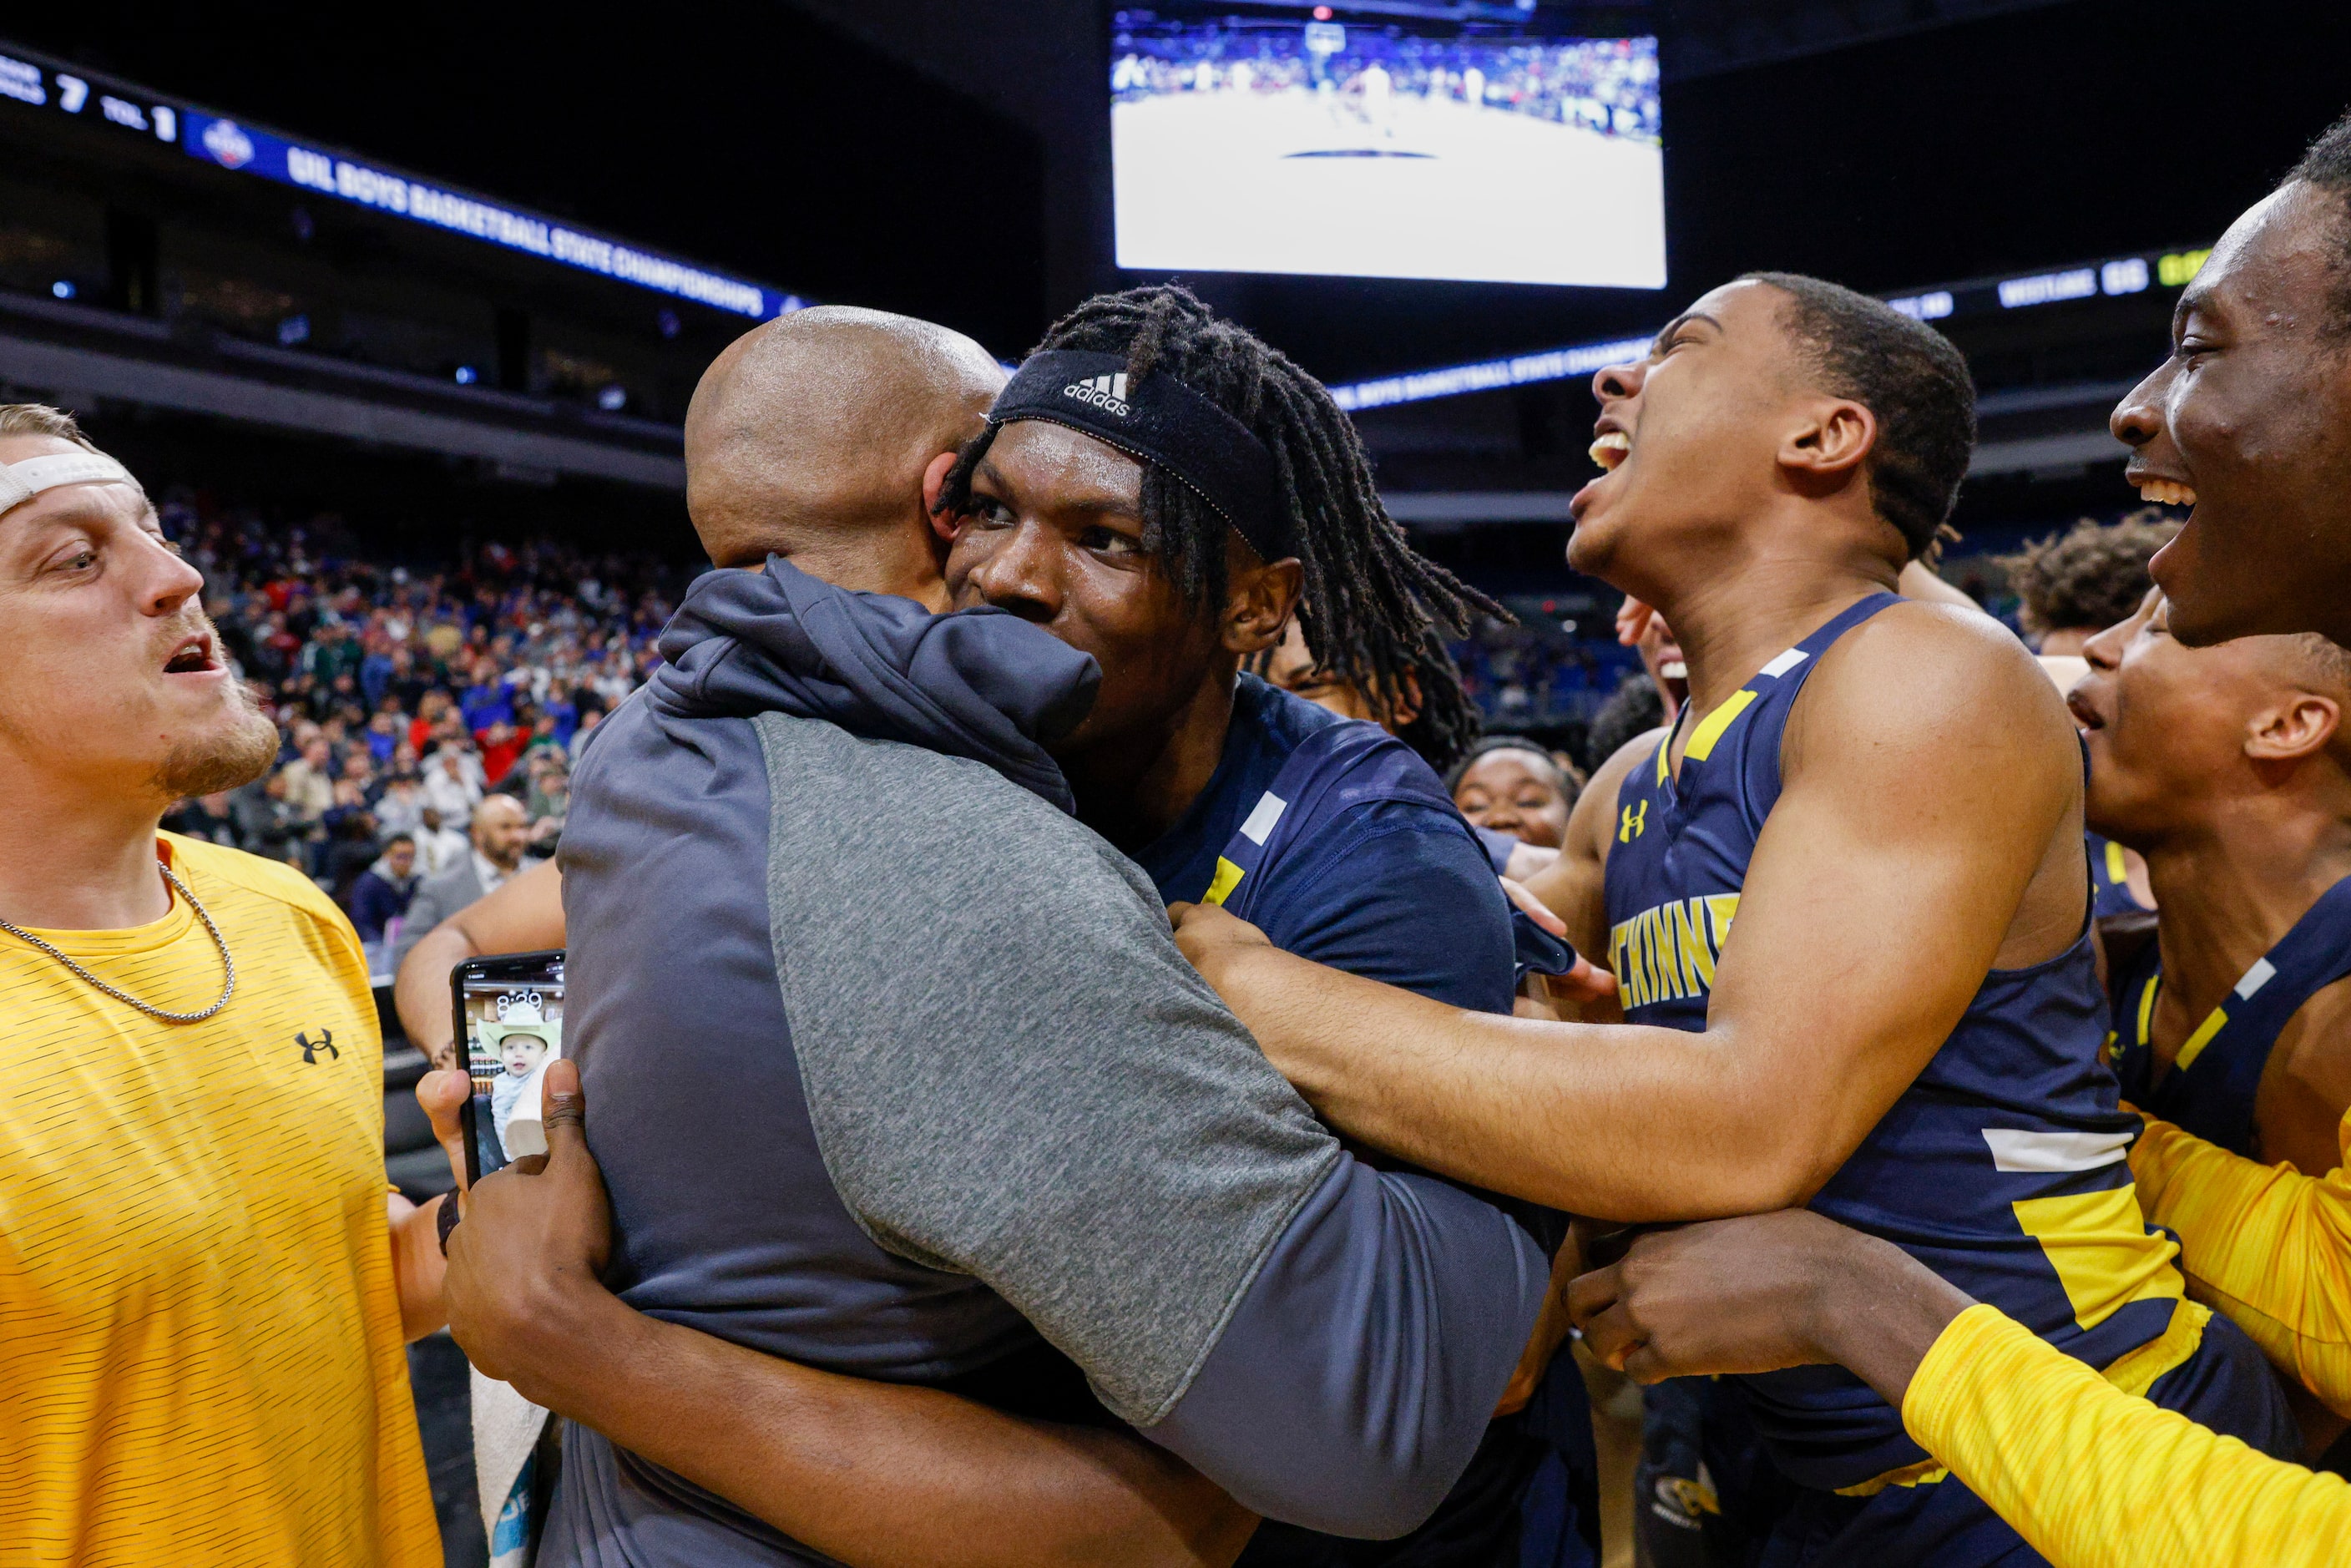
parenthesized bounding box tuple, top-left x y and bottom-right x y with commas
(1245, 622, 1487, 772)
(938, 285, 1502, 769)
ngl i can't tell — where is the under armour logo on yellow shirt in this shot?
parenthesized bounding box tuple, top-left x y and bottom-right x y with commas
(295, 1028, 337, 1064)
(1620, 801, 1648, 842)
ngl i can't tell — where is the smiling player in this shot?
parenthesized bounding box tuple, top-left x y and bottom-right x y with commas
(937, 286, 1599, 1566)
(1171, 273, 2299, 1565)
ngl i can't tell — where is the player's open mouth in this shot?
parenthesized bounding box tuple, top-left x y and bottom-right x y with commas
(163, 634, 219, 675)
(2132, 477, 2197, 508)
(1660, 660, 1687, 680)
(1589, 430, 1631, 472)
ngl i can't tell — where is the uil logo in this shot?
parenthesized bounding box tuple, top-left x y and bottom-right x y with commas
(295, 1028, 338, 1065)
(1619, 801, 1648, 842)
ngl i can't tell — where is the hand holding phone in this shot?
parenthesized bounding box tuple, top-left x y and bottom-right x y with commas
(447, 948, 569, 1565)
(451, 950, 567, 1186)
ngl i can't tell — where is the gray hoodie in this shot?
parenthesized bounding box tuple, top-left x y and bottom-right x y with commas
(545, 559, 1545, 1565)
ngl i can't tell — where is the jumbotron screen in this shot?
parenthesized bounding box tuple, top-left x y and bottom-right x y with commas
(1110, 10, 1664, 289)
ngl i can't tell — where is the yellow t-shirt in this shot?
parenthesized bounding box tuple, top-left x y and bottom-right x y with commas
(0, 834, 440, 1567)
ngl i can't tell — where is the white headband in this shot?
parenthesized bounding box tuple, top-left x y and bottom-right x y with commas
(0, 451, 141, 518)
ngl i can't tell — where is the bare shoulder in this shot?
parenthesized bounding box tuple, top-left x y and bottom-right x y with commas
(2257, 975, 2351, 1172)
(2274, 975, 2351, 1093)
(1795, 600, 2075, 763)
(1526, 723, 1668, 937)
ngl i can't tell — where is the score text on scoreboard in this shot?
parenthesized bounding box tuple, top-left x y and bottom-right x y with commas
(0, 49, 181, 148)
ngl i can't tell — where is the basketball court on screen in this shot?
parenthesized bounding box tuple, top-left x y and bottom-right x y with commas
(1113, 85, 1664, 288)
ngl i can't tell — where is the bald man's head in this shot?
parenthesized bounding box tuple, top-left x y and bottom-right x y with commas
(685, 306, 1005, 599)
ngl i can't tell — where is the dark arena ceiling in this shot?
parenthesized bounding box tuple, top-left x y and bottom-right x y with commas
(7, 0, 2344, 382)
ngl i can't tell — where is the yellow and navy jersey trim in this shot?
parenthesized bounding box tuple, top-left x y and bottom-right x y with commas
(1602, 594, 2189, 1491)
(2109, 874, 2351, 1157)
(1201, 788, 1290, 908)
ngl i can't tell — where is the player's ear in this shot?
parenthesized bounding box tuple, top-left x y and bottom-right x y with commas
(1224, 555, 1303, 656)
(1387, 665, 1424, 730)
(922, 451, 962, 544)
(1779, 397, 1876, 487)
(2245, 693, 2341, 764)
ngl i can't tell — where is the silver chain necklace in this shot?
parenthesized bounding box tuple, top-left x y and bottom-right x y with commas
(0, 861, 236, 1024)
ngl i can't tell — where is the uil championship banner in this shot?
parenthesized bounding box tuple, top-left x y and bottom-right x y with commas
(0, 36, 804, 323)
(177, 111, 799, 321)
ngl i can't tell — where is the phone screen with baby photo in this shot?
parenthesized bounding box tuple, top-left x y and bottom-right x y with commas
(452, 950, 566, 1186)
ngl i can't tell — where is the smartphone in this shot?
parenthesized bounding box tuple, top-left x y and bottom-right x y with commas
(452, 949, 567, 1186)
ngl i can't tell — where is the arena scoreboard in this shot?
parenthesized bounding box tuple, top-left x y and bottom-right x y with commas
(0, 39, 806, 322)
(1110, 8, 1666, 289)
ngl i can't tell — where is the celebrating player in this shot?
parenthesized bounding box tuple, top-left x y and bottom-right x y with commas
(933, 286, 1599, 1561)
(1170, 271, 2298, 1565)
(439, 305, 1555, 1568)
(1542, 109, 2351, 1568)
(2073, 589, 2351, 1464)
(2075, 591, 2351, 1181)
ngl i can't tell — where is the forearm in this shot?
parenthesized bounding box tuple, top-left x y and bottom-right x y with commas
(1212, 944, 1811, 1220)
(389, 1193, 448, 1342)
(2132, 1115, 2351, 1414)
(507, 1287, 1254, 1568)
(1904, 1304, 2351, 1568)
(1811, 1230, 1976, 1406)
(392, 922, 473, 1065)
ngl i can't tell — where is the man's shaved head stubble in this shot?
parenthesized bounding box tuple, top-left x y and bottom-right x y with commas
(685, 306, 1006, 607)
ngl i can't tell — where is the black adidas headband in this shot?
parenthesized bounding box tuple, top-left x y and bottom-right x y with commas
(985, 350, 1292, 563)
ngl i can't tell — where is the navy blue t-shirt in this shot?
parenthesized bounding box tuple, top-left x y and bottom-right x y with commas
(1132, 679, 1592, 1567)
(1130, 676, 1515, 1015)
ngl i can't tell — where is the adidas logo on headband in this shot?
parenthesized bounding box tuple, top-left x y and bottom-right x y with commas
(998, 349, 1289, 560)
(1062, 372, 1131, 417)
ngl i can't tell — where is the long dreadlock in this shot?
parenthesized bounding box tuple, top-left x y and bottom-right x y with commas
(937, 285, 1501, 769)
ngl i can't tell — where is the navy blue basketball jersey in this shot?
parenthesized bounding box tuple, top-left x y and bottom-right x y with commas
(1137, 680, 1600, 1568)
(2109, 875, 2351, 1158)
(1604, 594, 2189, 1492)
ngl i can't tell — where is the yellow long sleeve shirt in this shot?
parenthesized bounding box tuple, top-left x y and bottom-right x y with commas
(1904, 1306, 2350, 1567)
(2131, 1110, 2351, 1414)
(1895, 1110, 2351, 1567)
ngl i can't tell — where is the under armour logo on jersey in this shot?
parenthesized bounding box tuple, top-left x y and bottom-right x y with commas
(295, 1028, 337, 1064)
(1655, 1474, 1722, 1523)
(1062, 372, 1131, 417)
(1619, 801, 1648, 842)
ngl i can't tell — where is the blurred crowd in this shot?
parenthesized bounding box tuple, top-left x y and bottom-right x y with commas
(152, 492, 683, 971)
(1110, 28, 1661, 140)
(140, 484, 2160, 978)
(1448, 613, 1637, 736)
